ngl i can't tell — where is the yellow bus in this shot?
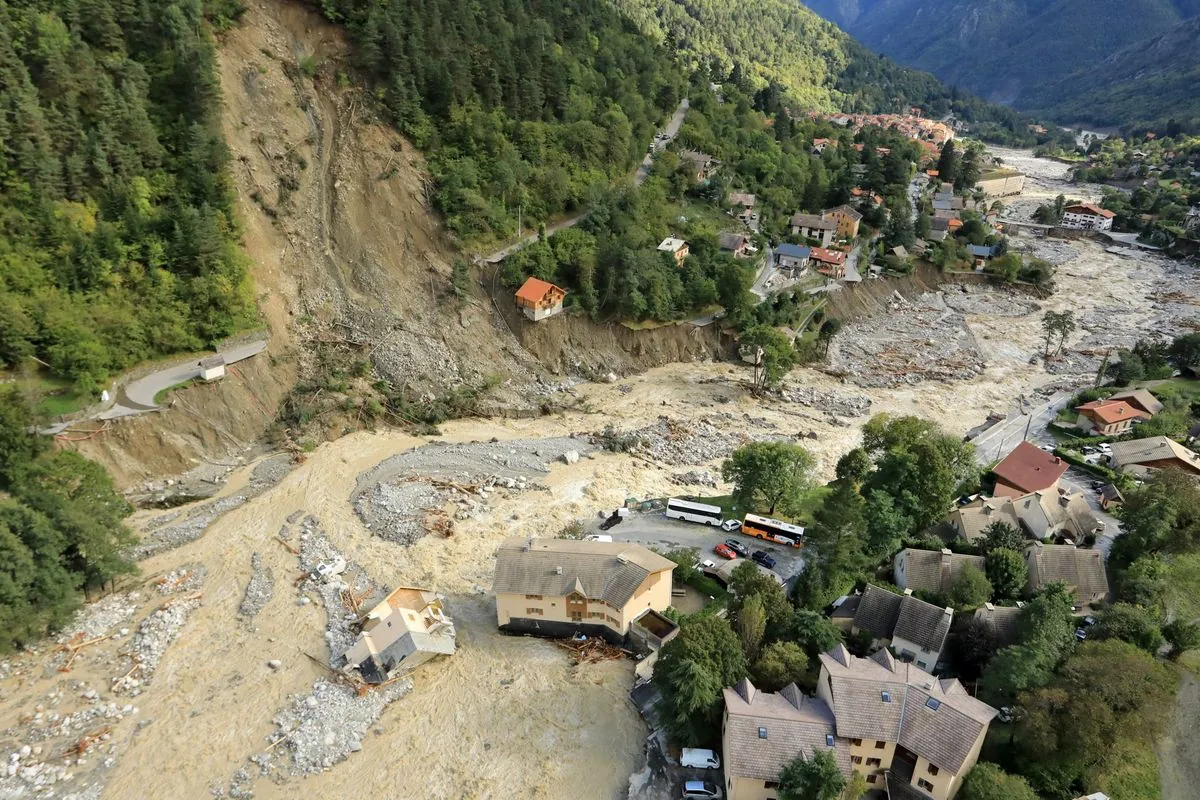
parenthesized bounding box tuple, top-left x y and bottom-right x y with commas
(740, 513, 805, 547)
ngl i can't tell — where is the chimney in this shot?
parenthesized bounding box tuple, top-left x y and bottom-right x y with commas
(984, 602, 995, 611)
(939, 549, 953, 591)
(903, 588, 913, 596)
(555, 566, 563, 575)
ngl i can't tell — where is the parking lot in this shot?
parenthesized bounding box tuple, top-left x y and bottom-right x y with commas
(587, 511, 807, 582)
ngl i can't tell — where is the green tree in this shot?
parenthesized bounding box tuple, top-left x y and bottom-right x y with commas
(1111, 348, 1145, 385)
(936, 141, 959, 186)
(1168, 332, 1200, 375)
(981, 521, 1025, 554)
(985, 548, 1028, 600)
(959, 762, 1039, 800)
(778, 750, 845, 800)
(835, 448, 872, 485)
(1091, 603, 1165, 653)
(794, 480, 868, 609)
(950, 564, 993, 609)
(729, 560, 793, 634)
(722, 441, 815, 516)
(653, 615, 748, 745)
(980, 583, 1076, 705)
(1163, 618, 1200, 659)
(784, 610, 844, 660)
(752, 641, 810, 691)
(740, 325, 798, 391)
(736, 594, 768, 660)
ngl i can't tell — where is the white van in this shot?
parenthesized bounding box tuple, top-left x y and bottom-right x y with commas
(680, 748, 721, 769)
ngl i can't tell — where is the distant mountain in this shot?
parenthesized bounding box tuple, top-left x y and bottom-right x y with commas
(610, 0, 1048, 143)
(802, 0, 1200, 129)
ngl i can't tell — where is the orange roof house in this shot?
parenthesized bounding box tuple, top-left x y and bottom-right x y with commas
(810, 247, 847, 278)
(515, 277, 566, 321)
(992, 441, 1068, 498)
(1075, 399, 1145, 436)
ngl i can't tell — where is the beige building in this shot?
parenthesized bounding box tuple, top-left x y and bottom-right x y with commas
(894, 548, 985, 596)
(947, 488, 1100, 544)
(491, 537, 675, 644)
(1108, 435, 1200, 477)
(824, 204, 863, 240)
(975, 168, 1025, 198)
(852, 585, 952, 672)
(789, 212, 836, 247)
(721, 679, 849, 800)
(342, 586, 456, 683)
(817, 646, 998, 799)
(657, 237, 690, 265)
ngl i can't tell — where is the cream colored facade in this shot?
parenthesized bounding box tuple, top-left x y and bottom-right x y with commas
(727, 776, 779, 800)
(890, 633, 939, 672)
(495, 568, 671, 636)
(342, 586, 455, 682)
(975, 171, 1025, 198)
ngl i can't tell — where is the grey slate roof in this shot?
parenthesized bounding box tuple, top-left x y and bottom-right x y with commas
(896, 549, 986, 594)
(854, 585, 952, 653)
(972, 604, 1023, 648)
(1108, 436, 1200, 472)
(790, 212, 835, 230)
(492, 537, 674, 607)
(818, 646, 997, 774)
(1023, 543, 1109, 606)
(199, 355, 226, 369)
(719, 231, 749, 251)
(722, 679, 850, 781)
(1107, 388, 1164, 416)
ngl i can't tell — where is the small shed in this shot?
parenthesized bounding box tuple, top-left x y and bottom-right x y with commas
(198, 355, 226, 381)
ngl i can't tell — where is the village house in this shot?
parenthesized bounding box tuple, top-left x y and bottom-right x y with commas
(966, 244, 996, 267)
(1074, 398, 1143, 435)
(1061, 203, 1115, 231)
(679, 149, 718, 181)
(972, 603, 1024, 649)
(811, 137, 835, 154)
(719, 231, 754, 258)
(728, 192, 757, 210)
(491, 537, 676, 646)
(789, 212, 836, 247)
(824, 204, 863, 240)
(198, 355, 226, 381)
(852, 584, 952, 672)
(1107, 435, 1200, 477)
(810, 247, 847, 278)
(893, 549, 985, 595)
(928, 217, 950, 241)
(721, 679, 848, 800)
(991, 441, 1068, 497)
(817, 645, 997, 799)
(1107, 388, 1164, 417)
(1024, 542, 1109, 612)
(514, 277, 567, 321)
(657, 236, 689, 265)
(774, 243, 811, 273)
(342, 586, 456, 683)
(947, 488, 1100, 544)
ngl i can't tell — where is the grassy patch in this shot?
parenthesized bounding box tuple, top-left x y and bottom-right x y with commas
(682, 485, 829, 527)
(1089, 739, 1163, 800)
(1147, 377, 1200, 404)
(1165, 553, 1200, 625)
(1, 369, 93, 418)
(153, 378, 197, 405)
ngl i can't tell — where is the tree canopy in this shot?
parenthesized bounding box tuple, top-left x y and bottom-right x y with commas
(722, 441, 815, 515)
(652, 614, 747, 745)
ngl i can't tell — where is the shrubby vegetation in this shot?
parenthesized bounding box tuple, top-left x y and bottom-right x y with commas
(0, 0, 256, 393)
(0, 389, 135, 649)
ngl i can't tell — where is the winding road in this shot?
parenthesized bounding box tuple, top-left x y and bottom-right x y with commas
(482, 98, 690, 264)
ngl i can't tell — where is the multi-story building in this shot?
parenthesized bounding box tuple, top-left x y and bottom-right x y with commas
(491, 537, 676, 645)
(851, 584, 952, 672)
(817, 646, 998, 799)
(1061, 203, 1115, 231)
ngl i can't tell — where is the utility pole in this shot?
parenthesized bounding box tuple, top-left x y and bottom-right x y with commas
(1094, 349, 1111, 388)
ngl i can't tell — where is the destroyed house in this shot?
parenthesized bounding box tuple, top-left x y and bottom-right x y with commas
(342, 586, 456, 683)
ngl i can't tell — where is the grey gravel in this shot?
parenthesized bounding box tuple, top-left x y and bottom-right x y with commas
(113, 596, 203, 694)
(238, 553, 275, 620)
(600, 414, 791, 466)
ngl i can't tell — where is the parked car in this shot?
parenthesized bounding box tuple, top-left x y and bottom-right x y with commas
(1075, 627, 1088, 641)
(1091, 480, 1105, 490)
(721, 518, 742, 532)
(680, 748, 721, 769)
(682, 781, 723, 800)
(724, 539, 749, 558)
(713, 543, 737, 560)
(752, 550, 777, 569)
(693, 559, 716, 572)
(584, 534, 613, 543)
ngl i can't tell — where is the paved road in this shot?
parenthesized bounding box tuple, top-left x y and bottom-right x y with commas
(591, 512, 807, 582)
(970, 390, 1072, 466)
(842, 245, 863, 283)
(749, 246, 776, 299)
(42, 340, 268, 434)
(483, 98, 690, 264)
(1058, 467, 1122, 555)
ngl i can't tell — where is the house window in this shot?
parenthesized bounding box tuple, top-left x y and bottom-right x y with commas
(851, 756, 863, 765)
(764, 781, 779, 789)
(588, 612, 604, 619)
(850, 738, 862, 747)
(874, 741, 886, 749)
(525, 608, 543, 616)
(525, 594, 542, 600)
(925, 698, 941, 711)
(928, 764, 940, 776)
(866, 758, 881, 767)
(918, 779, 935, 791)
(881, 691, 891, 703)
(826, 734, 835, 747)
(758, 727, 768, 739)
(866, 775, 878, 784)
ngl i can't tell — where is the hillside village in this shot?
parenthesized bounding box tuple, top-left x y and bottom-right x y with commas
(3, 2, 1200, 800)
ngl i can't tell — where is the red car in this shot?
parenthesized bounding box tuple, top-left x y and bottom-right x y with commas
(713, 543, 737, 560)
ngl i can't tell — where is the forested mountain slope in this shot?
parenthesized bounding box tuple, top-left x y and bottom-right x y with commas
(0, 0, 255, 393)
(609, 0, 1043, 144)
(802, 0, 1200, 129)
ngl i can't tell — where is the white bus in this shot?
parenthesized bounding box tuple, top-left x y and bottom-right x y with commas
(741, 513, 805, 547)
(665, 498, 724, 526)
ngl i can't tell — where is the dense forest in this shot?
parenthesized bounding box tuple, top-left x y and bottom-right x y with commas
(317, 0, 686, 244)
(0, 0, 255, 394)
(611, 0, 1058, 146)
(0, 388, 135, 648)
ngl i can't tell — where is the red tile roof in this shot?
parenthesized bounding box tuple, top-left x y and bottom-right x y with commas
(810, 247, 846, 265)
(1065, 203, 1115, 219)
(992, 441, 1068, 495)
(1076, 399, 1143, 425)
(515, 276, 565, 303)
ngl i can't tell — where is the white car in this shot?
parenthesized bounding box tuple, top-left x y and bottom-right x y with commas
(682, 782, 723, 799)
(721, 519, 742, 532)
(693, 559, 717, 572)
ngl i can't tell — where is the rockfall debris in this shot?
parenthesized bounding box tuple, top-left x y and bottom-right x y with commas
(112, 595, 203, 695)
(238, 552, 275, 621)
